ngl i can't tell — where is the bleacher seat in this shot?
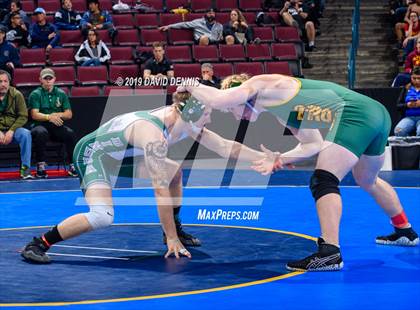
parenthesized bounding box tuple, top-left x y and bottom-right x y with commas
(96, 29, 112, 45)
(185, 13, 204, 21)
(108, 47, 134, 64)
(265, 61, 292, 76)
(141, 0, 164, 13)
(140, 29, 167, 45)
(266, 12, 281, 25)
(246, 44, 271, 61)
(192, 45, 219, 62)
(117, 29, 140, 46)
(48, 48, 75, 66)
(191, 0, 213, 12)
(243, 12, 256, 25)
(77, 66, 108, 85)
(234, 62, 264, 76)
(59, 87, 70, 95)
(21, 0, 35, 13)
(215, 0, 237, 12)
(60, 30, 83, 47)
(275, 26, 304, 57)
(166, 0, 190, 11)
(253, 27, 274, 42)
(20, 49, 46, 67)
(271, 43, 300, 76)
(71, 86, 101, 97)
(238, 0, 262, 11)
(219, 44, 246, 62)
(13, 68, 42, 87)
(166, 45, 192, 63)
(99, 0, 113, 11)
(215, 12, 230, 24)
(113, 14, 135, 29)
(53, 66, 76, 86)
(71, 0, 86, 13)
(168, 28, 194, 45)
(109, 65, 139, 83)
(159, 13, 183, 26)
(173, 63, 201, 78)
(38, 0, 60, 14)
(136, 14, 160, 29)
(212, 63, 234, 78)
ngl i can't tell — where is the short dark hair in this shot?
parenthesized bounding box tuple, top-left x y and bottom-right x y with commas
(412, 66, 420, 76)
(10, 12, 20, 19)
(152, 41, 165, 49)
(87, 0, 99, 5)
(0, 70, 11, 82)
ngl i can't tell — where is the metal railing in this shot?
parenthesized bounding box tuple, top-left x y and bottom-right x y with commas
(348, 0, 360, 89)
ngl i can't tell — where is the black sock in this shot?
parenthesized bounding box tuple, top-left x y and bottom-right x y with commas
(42, 225, 63, 247)
(173, 206, 181, 223)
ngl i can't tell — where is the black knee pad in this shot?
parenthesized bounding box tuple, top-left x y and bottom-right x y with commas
(310, 169, 341, 202)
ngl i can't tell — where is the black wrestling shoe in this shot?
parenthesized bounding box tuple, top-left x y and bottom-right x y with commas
(376, 227, 419, 246)
(163, 219, 201, 247)
(21, 237, 51, 264)
(286, 238, 343, 271)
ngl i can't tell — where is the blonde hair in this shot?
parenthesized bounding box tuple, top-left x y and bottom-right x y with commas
(220, 73, 250, 90)
(172, 91, 191, 112)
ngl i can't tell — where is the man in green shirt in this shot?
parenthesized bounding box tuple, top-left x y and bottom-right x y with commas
(0, 69, 33, 179)
(28, 68, 77, 178)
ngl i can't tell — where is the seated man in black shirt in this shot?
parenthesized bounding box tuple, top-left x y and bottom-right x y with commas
(143, 41, 174, 80)
(199, 63, 221, 89)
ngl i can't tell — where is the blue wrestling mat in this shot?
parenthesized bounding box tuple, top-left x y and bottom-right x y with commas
(0, 172, 419, 310)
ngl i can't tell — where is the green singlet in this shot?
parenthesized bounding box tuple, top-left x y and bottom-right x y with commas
(265, 78, 391, 157)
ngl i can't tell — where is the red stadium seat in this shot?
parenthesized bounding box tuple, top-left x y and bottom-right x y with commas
(117, 29, 140, 46)
(185, 13, 204, 21)
(60, 30, 83, 47)
(112, 14, 135, 29)
(166, 45, 192, 63)
(108, 47, 135, 64)
(266, 12, 281, 25)
(246, 44, 271, 61)
(140, 29, 167, 45)
(77, 66, 108, 85)
(238, 0, 262, 11)
(109, 65, 139, 83)
(141, 0, 164, 13)
(234, 62, 264, 76)
(104, 86, 133, 96)
(192, 45, 219, 62)
(211, 63, 233, 78)
(21, 0, 35, 12)
(135, 14, 160, 29)
(13, 68, 42, 87)
(48, 48, 75, 66)
(38, 0, 60, 14)
(275, 26, 304, 58)
(173, 63, 201, 78)
(71, 0, 86, 13)
(215, 0, 237, 12)
(271, 43, 300, 76)
(159, 13, 183, 26)
(20, 49, 46, 67)
(252, 27, 274, 42)
(166, 0, 189, 11)
(168, 28, 194, 45)
(53, 66, 76, 86)
(219, 44, 246, 62)
(99, 0, 113, 11)
(71, 86, 101, 97)
(59, 86, 70, 95)
(265, 61, 292, 76)
(191, 0, 213, 12)
(242, 12, 256, 25)
(96, 29, 112, 45)
(215, 12, 230, 24)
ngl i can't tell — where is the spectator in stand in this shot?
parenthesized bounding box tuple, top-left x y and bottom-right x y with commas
(28, 68, 78, 178)
(143, 41, 174, 80)
(2, 1, 30, 27)
(54, 0, 82, 30)
(280, 0, 316, 51)
(0, 1, 10, 21)
(223, 9, 256, 45)
(393, 38, 420, 87)
(6, 12, 29, 47)
(0, 69, 33, 179)
(75, 29, 110, 66)
(159, 8, 223, 46)
(395, 10, 420, 51)
(0, 25, 20, 76)
(394, 66, 420, 136)
(81, 0, 117, 45)
(30, 8, 60, 52)
(390, 0, 411, 25)
(199, 63, 221, 89)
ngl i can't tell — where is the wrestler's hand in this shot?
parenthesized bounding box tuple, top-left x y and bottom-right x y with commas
(251, 144, 282, 175)
(165, 238, 192, 259)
